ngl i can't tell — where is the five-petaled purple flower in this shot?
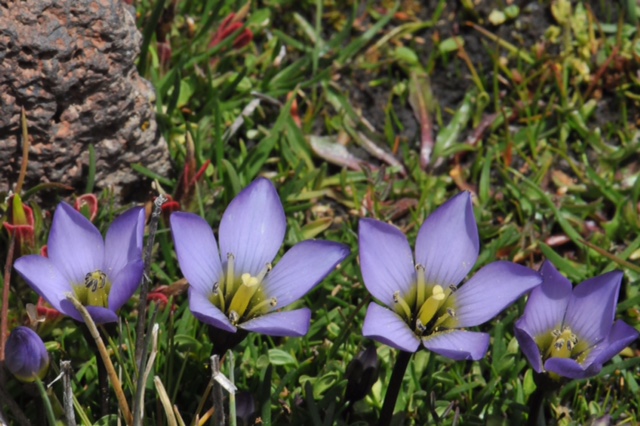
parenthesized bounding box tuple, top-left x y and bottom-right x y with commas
(514, 261, 639, 379)
(15, 202, 146, 324)
(170, 178, 350, 337)
(5, 326, 50, 382)
(359, 192, 542, 360)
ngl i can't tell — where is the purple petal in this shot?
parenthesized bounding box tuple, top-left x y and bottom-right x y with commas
(188, 288, 236, 333)
(14, 255, 72, 313)
(516, 260, 572, 339)
(514, 319, 544, 373)
(544, 357, 599, 379)
(565, 271, 622, 346)
(358, 219, 415, 307)
(414, 192, 479, 288)
(84, 306, 119, 324)
(58, 300, 118, 324)
(171, 212, 223, 295)
(263, 240, 349, 309)
(423, 330, 490, 361)
(589, 320, 639, 369)
(362, 303, 420, 353)
(240, 308, 312, 337)
(219, 178, 286, 276)
(104, 207, 145, 277)
(451, 261, 542, 327)
(48, 202, 104, 283)
(107, 259, 144, 312)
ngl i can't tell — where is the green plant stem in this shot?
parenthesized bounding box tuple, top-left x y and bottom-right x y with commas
(526, 386, 547, 426)
(67, 295, 133, 426)
(379, 350, 412, 426)
(35, 378, 57, 426)
(228, 351, 236, 426)
(0, 235, 16, 385)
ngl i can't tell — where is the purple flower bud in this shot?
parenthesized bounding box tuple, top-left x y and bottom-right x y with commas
(5, 327, 50, 382)
(345, 345, 379, 403)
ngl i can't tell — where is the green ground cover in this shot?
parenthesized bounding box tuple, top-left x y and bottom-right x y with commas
(2, 0, 640, 425)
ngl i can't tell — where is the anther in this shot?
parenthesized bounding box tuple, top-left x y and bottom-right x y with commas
(84, 270, 107, 292)
(255, 262, 272, 283)
(447, 308, 456, 317)
(212, 281, 220, 295)
(228, 310, 239, 325)
(246, 297, 279, 319)
(393, 290, 412, 320)
(449, 285, 457, 293)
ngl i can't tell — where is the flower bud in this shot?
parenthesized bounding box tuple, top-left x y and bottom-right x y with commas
(5, 326, 50, 382)
(74, 194, 99, 222)
(3, 194, 35, 252)
(344, 345, 379, 403)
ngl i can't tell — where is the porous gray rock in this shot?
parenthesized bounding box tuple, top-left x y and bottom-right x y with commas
(0, 0, 170, 200)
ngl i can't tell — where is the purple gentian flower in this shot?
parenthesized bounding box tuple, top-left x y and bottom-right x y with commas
(5, 326, 50, 382)
(170, 178, 350, 337)
(359, 192, 542, 360)
(14, 202, 145, 324)
(515, 261, 639, 379)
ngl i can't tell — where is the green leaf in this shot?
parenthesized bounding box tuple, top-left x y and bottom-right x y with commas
(268, 348, 298, 366)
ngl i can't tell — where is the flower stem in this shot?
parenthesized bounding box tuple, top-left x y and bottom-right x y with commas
(67, 294, 133, 426)
(526, 386, 547, 426)
(35, 378, 57, 426)
(0, 235, 16, 385)
(379, 350, 412, 426)
(527, 373, 560, 426)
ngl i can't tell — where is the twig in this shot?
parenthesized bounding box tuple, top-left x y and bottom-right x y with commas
(134, 323, 160, 423)
(211, 355, 225, 426)
(133, 195, 165, 426)
(155, 376, 178, 426)
(61, 361, 77, 426)
(135, 195, 166, 365)
(227, 351, 236, 426)
(65, 294, 133, 426)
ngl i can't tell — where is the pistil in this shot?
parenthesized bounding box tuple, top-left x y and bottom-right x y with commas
(416, 285, 446, 332)
(228, 273, 261, 324)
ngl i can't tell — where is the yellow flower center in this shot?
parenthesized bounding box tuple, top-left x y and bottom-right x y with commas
(73, 269, 110, 308)
(393, 264, 457, 337)
(209, 253, 277, 325)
